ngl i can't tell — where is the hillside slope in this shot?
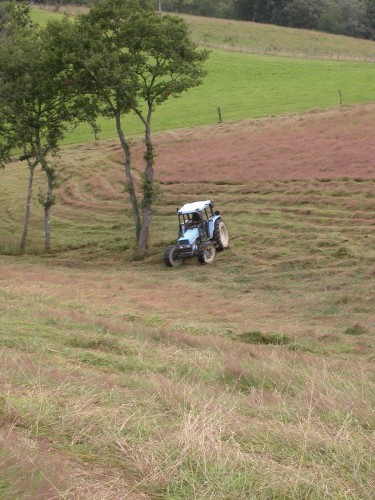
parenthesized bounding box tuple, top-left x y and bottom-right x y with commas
(1, 9, 375, 492)
(28, 7, 375, 144)
(184, 14, 375, 61)
(1, 104, 375, 497)
(2, 103, 375, 252)
(31, 6, 375, 61)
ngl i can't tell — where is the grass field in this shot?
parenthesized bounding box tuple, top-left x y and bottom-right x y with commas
(185, 14, 375, 61)
(67, 51, 375, 144)
(2, 7, 375, 498)
(28, 7, 375, 144)
(1, 105, 374, 498)
(31, 7, 375, 62)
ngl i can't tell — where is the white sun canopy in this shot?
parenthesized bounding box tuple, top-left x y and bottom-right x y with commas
(178, 200, 212, 215)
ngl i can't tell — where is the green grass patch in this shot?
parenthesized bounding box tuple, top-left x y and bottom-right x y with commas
(29, 7, 64, 24)
(239, 331, 292, 345)
(66, 51, 375, 144)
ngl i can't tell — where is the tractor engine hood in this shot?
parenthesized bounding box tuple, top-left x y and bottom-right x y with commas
(178, 227, 199, 246)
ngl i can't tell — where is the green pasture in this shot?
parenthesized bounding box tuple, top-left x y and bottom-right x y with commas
(28, 7, 375, 145)
(29, 7, 62, 24)
(69, 50, 375, 144)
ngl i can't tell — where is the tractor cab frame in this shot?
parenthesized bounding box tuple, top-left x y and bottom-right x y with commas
(164, 200, 229, 267)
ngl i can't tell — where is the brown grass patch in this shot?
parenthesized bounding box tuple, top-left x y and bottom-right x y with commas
(126, 104, 375, 183)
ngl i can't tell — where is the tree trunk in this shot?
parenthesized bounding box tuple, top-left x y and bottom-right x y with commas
(137, 120, 154, 256)
(115, 110, 141, 238)
(20, 162, 36, 253)
(36, 134, 54, 253)
(253, 0, 260, 22)
(44, 170, 53, 253)
(53, 1, 62, 12)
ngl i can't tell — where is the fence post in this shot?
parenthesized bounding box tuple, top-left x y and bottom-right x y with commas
(217, 107, 223, 123)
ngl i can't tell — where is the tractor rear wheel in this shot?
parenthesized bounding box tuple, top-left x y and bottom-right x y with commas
(164, 245, 183, 267)
(197, 244, 216, 265)
(213, 220, 229, 251)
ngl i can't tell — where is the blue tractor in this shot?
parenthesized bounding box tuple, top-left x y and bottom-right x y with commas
(164, 200, 229, 267)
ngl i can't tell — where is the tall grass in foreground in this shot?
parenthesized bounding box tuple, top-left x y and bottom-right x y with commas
(1, 304, 374, 498)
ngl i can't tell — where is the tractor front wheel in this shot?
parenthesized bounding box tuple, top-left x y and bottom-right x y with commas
(164, 245, 183, 267)
(213, 220, 229, 251)
(197, 244, 216, 265)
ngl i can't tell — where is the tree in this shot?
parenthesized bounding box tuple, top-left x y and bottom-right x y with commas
(0, 1, 31, 39)
(127, 13, 208, 253)
(0, 5, 35, 252)
(0, 20, 86, 252)
(367, 0, 375, 37)
(281, 0, 323, 29)
(337, 0, 371, 38)
(318, 0, 372, 38)
(234, 0, 281, 23)
(64, 0, 208, 256)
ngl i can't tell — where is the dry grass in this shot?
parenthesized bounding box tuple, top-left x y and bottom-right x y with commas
(1, 105, 375, 498)
(182, 14, 375, 62)
(31, 7, 375, 62)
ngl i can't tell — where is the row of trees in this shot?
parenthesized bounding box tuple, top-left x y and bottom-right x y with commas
(0, 0, 208, 255)
(160, 0, 375, 40)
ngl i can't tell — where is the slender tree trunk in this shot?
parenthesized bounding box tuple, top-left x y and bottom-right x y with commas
(20, 161, 36, 253)
(253, 0, 260, 22)
(251, 2, 256, 21)
(36, 134, 54, 253)
(43, 169, 54, 253)
(115, 110, 141, 238)
(53, 1, 62, 12)
(137, 119, 154, 256)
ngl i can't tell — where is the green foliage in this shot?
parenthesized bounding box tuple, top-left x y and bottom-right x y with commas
(0, 17, 94, 251)
(0, 1, 32, 39)
(54, 0, 208, 252)
(141, 173, 160, 203)
(282, 0, 323, 29)
(0, 22, 82, 159)
(0, 3, 33, 166)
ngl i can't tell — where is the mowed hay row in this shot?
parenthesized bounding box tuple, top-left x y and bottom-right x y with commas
(2, 104, 375, 253)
